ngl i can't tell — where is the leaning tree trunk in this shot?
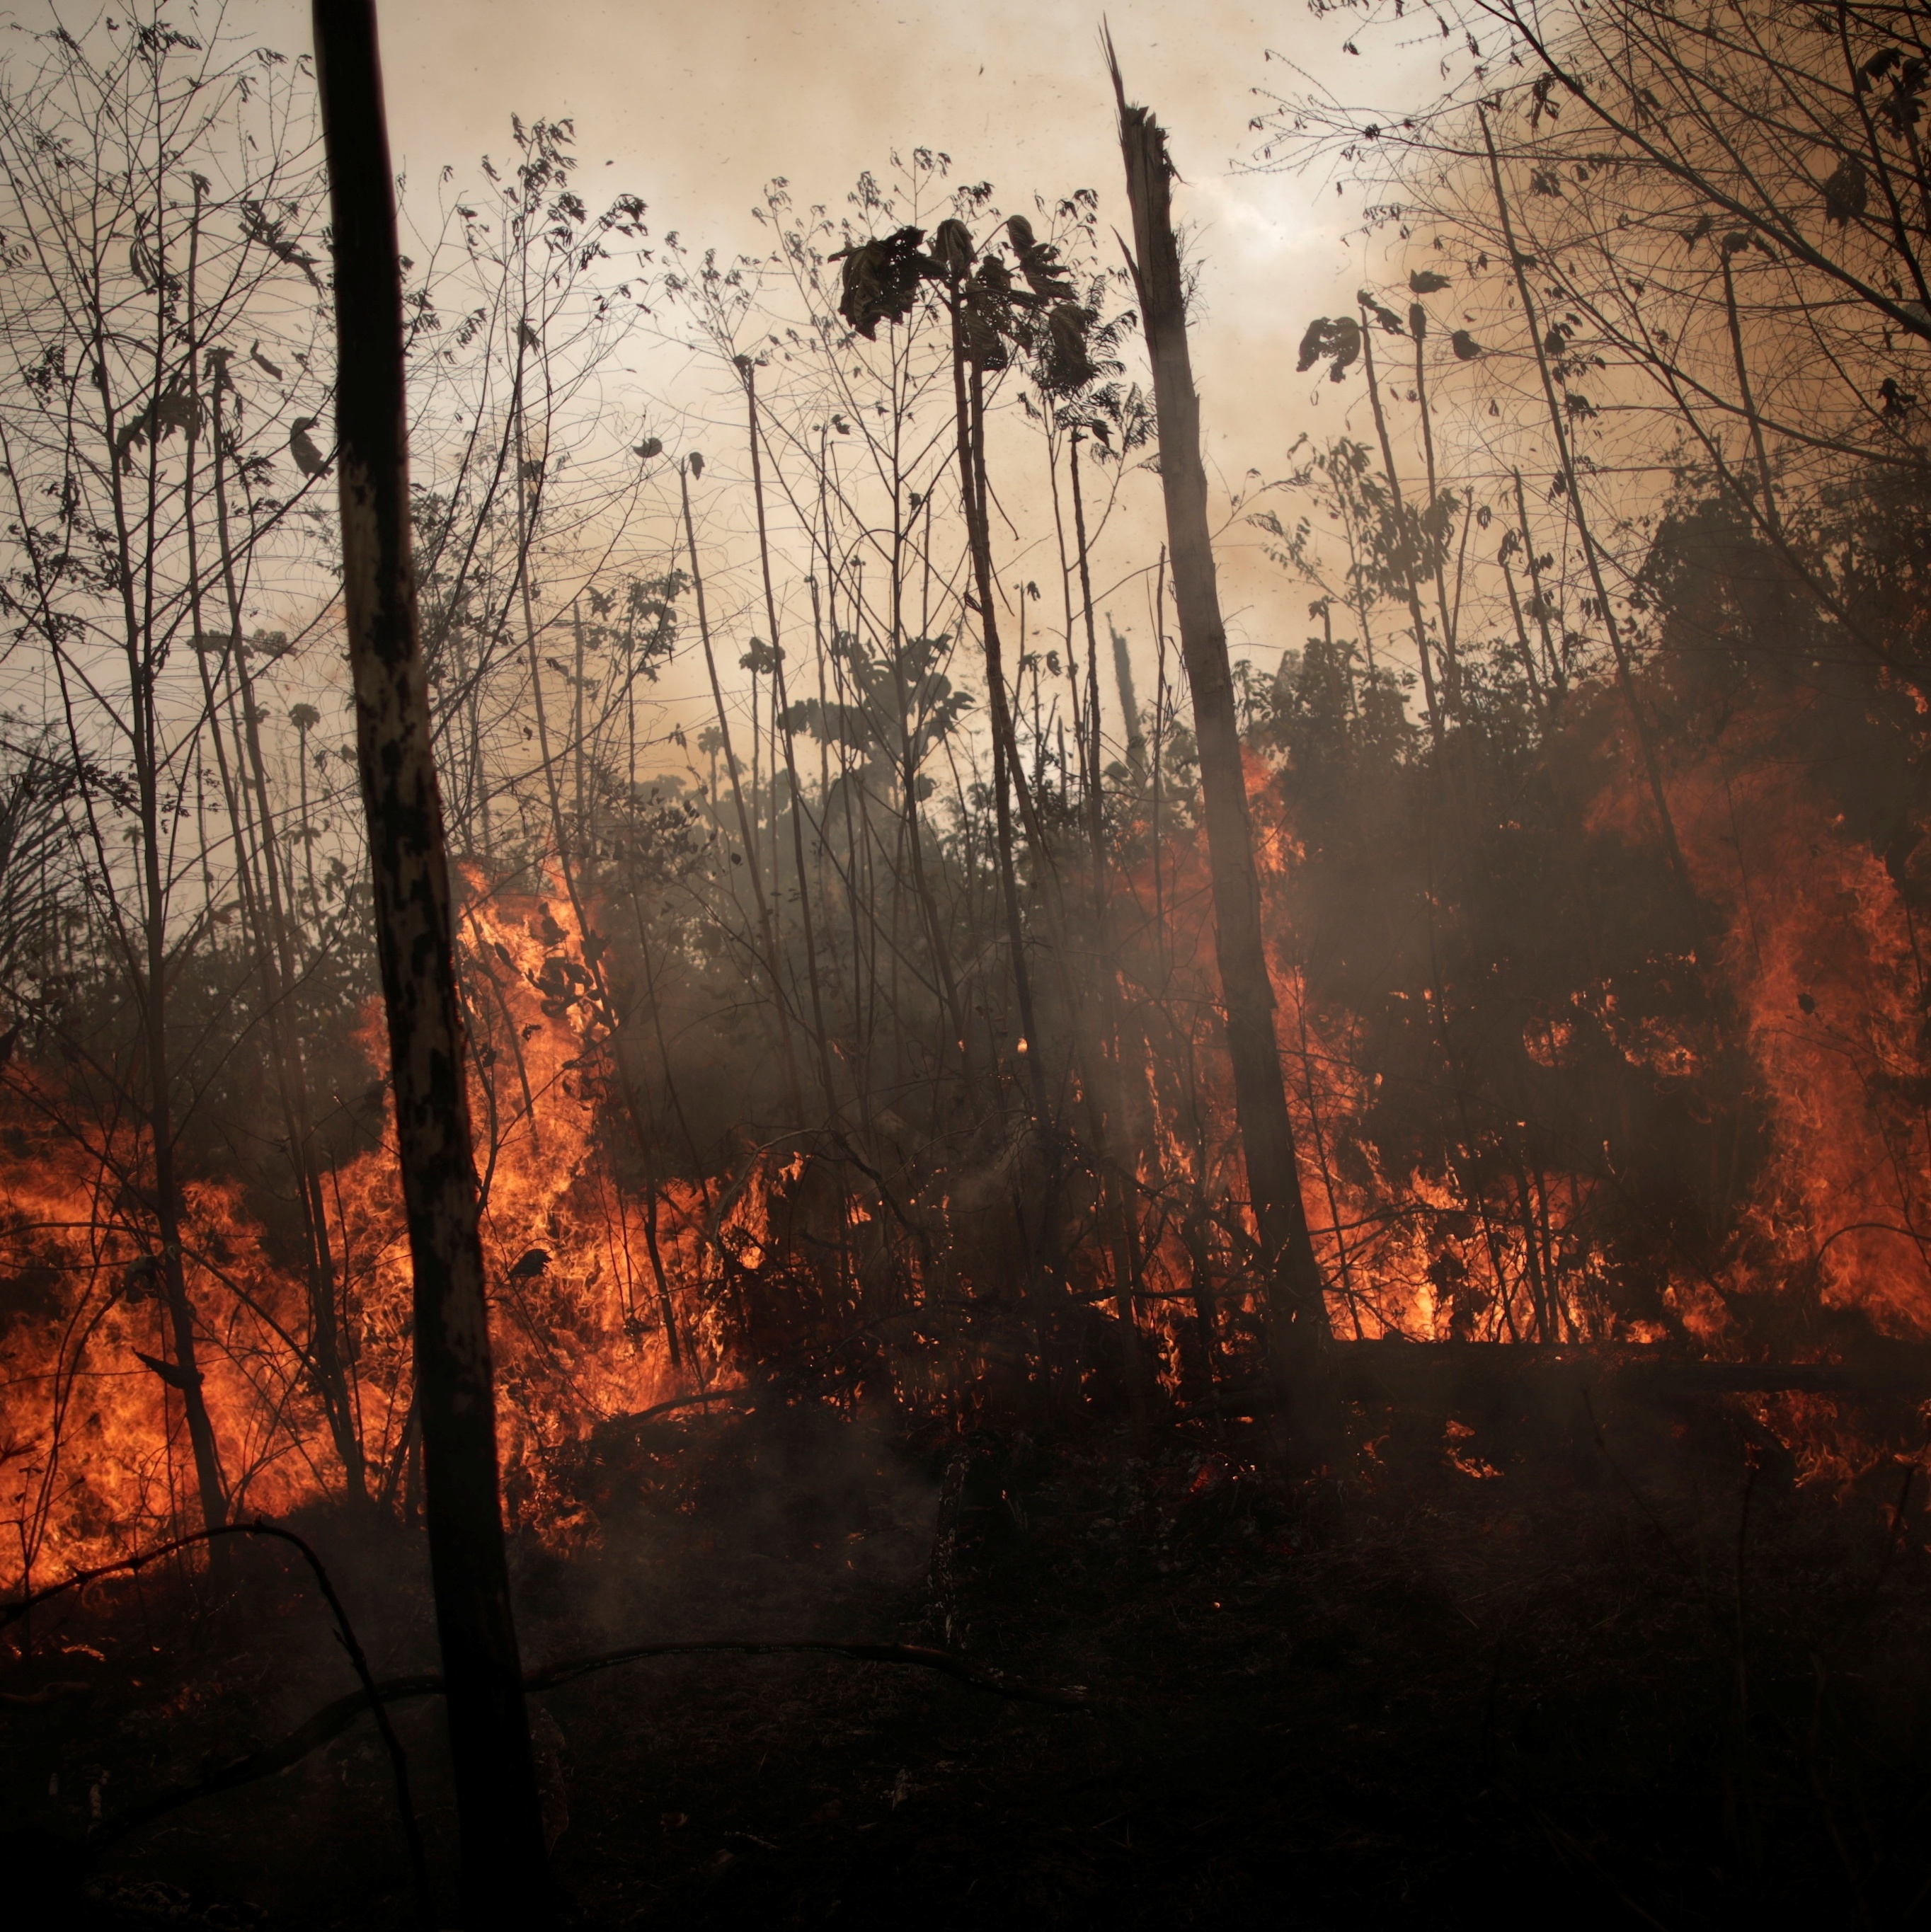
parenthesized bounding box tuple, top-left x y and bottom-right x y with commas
(1110, 52, 1337, 1459)
(311, 2, 550, 1921)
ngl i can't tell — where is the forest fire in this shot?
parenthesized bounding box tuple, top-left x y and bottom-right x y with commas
(0, 876, 755, 1588)
(8, 1, 1931, 1927)
(6, 715, 1928, 1585)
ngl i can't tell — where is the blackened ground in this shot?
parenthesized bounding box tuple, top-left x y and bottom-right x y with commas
(6, 1380, 1931, 1930)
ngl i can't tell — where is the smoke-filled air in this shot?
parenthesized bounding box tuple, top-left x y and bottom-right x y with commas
(6, 2, 1931, 1926)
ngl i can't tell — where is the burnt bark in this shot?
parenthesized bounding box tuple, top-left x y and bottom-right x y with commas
(310, 2, 550, 1921)
(1110, 52, 1336, 1454)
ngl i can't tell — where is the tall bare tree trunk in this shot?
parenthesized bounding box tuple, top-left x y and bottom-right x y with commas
(141, 853, 229, 1553)
(118, 190, 229, 1561)
(1358, 314, 1448, 749)
(311, 3, 550, 1920)
(946, 280, 1046, 1112)
(743, 358, 839, 1117)
(207, 360, 367, 1505)
(680, 459, 806, 1121)
(1109, 51, 1336, 1455)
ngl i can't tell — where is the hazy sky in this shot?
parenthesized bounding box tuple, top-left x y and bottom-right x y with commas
(307, 0, 1439, 637)
(242, 0, 1440, 686)
(363, 1, 1363, 325)
(365, 0, 1434, 418)
(12, 2, 1452, 720)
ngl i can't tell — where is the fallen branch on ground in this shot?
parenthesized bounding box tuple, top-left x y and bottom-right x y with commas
(96, 1637, 1089, 1846)
(3, 1521, 430, 1914)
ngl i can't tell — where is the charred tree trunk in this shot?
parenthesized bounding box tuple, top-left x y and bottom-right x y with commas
(1110, 52, 1336, 1455)
(311, 2, 551, 1920)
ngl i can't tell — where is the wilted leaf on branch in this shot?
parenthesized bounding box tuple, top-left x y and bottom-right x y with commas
(1822, 151, 1868, 225)
(1296, 314, 1361, 383)
(930, 218, 975, 280)
(829, 226, 935, 340)
(1358, 289, 1406, 335)
(1005, 215, 1075, 303)
(1038, 302, 1099, 393)
(114, 379, 203, 472)
(288, 415, 330, 478)
(961, 255, 1014, 372)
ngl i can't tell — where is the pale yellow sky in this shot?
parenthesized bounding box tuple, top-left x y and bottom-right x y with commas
(11, 1, 1451, 737)
(367, 1, 1343, 296)
(314, 0, 1438, 652)
(362, 0, 1379, 454)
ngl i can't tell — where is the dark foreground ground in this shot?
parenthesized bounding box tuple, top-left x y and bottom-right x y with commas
(6, 1376, 1931, 1930)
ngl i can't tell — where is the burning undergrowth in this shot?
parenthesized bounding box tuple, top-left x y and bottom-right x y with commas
(8, 592, 1931, 1590)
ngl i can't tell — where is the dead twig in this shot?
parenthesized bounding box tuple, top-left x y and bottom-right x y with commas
(927, 1446, 973, 1645)
(6, 1519, 430, 1925)
(96, 1634, 1091, 1848)
(523, 1637, 1090, 1708)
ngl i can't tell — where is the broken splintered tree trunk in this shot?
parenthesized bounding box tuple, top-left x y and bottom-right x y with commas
(310, 3, 551, 1923)
(1110, 50, 1339, 1468)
